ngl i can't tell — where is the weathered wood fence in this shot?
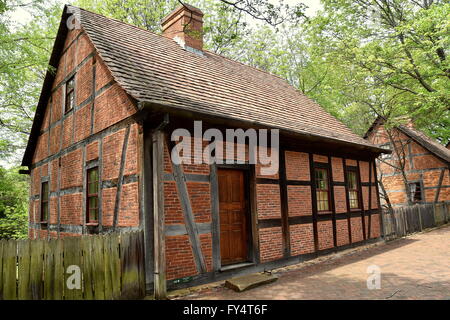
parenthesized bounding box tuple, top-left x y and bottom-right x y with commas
(382, 202, 450, 240)
(0, 231, 145, 300)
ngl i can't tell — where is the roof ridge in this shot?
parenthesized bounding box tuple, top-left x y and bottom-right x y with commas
(68, 5, 291, 86)
(397, 125, 450, 163)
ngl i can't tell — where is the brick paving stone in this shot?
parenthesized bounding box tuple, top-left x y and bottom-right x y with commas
(178, 225, 450, 300)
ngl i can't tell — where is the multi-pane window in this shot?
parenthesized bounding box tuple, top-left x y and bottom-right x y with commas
(87, 167, 99, 223)
(41, 182, 49, 222)
(347, 170, 360, 209)
(409, 182, 422, 203)
(315, 168, 330, 212)
(65, 76, 75, 113)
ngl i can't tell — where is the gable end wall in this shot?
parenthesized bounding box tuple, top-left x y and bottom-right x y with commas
(367, 124, 450, 206)
(28, 27, 141, 239)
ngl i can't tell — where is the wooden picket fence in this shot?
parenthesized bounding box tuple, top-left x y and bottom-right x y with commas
(382, 202, 450, 240)
(0, 231, 145, 300)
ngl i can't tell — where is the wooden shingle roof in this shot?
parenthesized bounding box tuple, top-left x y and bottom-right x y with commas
(22, 5, 385, 166)
(76, 6, 382, 147)
(397, 125, 450, 164)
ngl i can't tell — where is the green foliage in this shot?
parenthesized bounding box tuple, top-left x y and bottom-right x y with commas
(308, 0, 450, 141)
(0, 166, 28, 239)
(0, 0, 61, 162)
(76, 0, 251, 55)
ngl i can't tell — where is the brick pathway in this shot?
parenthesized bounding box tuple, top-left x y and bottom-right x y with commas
(179, 225, 450, 300)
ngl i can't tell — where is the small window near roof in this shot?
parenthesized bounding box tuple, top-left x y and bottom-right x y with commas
(315, 168, 330, 212)
(379, 143, 392, 160)
(65, 76, 75, 113)
(409, 182, 423, 203)
(41, 182, 49, 222)
(87, 167, 99, 223)
(347, 170, 360, 209)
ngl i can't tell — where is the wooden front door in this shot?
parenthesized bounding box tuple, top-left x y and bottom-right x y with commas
(218, 169, 248, 266)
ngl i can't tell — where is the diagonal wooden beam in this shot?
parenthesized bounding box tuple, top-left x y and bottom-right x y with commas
(113, 125, 131, 230)
(166, 135, 207, 273)
(171, 162, 208, 273)
(434, 168, 445, 203)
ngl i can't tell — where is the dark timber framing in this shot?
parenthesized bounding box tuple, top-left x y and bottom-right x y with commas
(368, 160, 373, 239)
(142, 122, 154, 292)
(309, 153, 320, 252)
(169, 143, 207, 273)
(279, 148, 291, 257)
(328, 156, 338, 247)
(112, 124, 131, 230)
(434, 168, 446, 203)
(342, 158, 353, 244)
(356, 161, 366, 240)
(152, 129, 166, 299)
(209, 164, 221, 271)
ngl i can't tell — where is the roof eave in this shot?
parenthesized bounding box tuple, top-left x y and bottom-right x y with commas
(397, 126, 450, 165)
(138, 100, 390, 155)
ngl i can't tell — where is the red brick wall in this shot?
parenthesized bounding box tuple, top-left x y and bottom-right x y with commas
(166, 235, 198, 280)
(370, 214, 381, 238)
(350, 217, 364, 243)
(28, 27, 140, 238)
(256, 184, 281, 219)
(331, 157, 344, 182)
(290, 223, 315, 255)
(287, 185, 312, 216)
(285, 151, 310, 181)
(317, 221, 334, 250)
(334, 186, 347, 213)
(187, 182, 211, 223)
(336, 219, 350, 246)
(259, 227, 284, 262)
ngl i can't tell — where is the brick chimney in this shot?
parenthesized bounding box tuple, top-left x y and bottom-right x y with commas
(161, 4, 204, 53)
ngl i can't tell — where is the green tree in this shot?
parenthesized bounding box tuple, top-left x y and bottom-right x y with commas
(0, 0, 61, 162)
(309, 0, 450, 140)
(0, 166, 28, 239)
(76, 0, 253, 55)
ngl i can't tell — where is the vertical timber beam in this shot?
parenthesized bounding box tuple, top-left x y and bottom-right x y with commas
(328, 156, 337, 248)
(373, 160, 384, 237)
(342, 158, 352, 244)
(142, 123, 154, 293)
(210, 164, 221, 271)
(368, 160, 373, 239)
(357, 160, 366, 240)
(279, 148, 291, 257)
(152, 129, 166, 299)
(309, 153, 319, 252)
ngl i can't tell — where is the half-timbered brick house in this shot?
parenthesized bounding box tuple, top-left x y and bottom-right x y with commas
(22, 4, 388, 293)
(365, 117, 450, 207)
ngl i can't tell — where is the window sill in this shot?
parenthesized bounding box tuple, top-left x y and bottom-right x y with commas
(86, 222, 99, 226)
(39, 221, 48, 225)
(317, 211, 332, 215)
